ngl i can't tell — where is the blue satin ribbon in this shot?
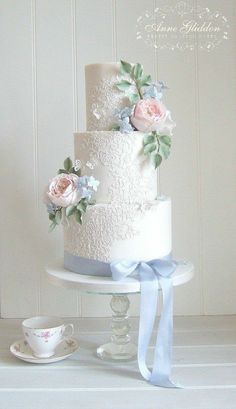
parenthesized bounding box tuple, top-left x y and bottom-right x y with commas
(64, 252, 180, 388)
(110, 257, 180, 388)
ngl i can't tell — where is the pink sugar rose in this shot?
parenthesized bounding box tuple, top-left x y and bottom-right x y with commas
(46, 173, 80, 207)
(131, 98, 175, 134)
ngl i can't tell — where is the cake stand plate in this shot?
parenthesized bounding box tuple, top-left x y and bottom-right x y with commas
(46, 260, 194, 361)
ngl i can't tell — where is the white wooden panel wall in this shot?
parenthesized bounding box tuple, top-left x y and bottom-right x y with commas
(198, 0, 236, 314)
(0, 0, 235, 318)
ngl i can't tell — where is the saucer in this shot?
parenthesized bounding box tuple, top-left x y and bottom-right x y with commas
(10, 337, 79, 364)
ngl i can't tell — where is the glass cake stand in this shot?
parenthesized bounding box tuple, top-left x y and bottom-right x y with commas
(46, 260, 194, 361)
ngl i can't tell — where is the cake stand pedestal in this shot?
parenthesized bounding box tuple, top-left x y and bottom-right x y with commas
(46, 260, 194, 361)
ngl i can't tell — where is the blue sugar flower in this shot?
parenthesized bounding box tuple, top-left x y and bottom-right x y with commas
(77, 175, 100, 199)
(118, 117, 134, 133)
(77, 175, 89, 188)
(113, 106, 134, 133)
(143, 81, 168, 100)
(80, 187, 93, 199)
(77, 176, 89, 196)
(87, 176, 100, 192)
(46, 202, 58, 214)
(114, 106, 133, 120)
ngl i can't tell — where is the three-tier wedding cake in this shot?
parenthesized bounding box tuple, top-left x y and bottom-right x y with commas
(45, 61, 175, 276)
(44, 66, 186, 388)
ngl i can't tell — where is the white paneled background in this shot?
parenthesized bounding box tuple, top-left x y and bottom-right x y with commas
(0, 0, 236, 318)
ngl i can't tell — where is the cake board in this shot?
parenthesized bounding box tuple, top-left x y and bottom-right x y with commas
(46, 260, 194, 361)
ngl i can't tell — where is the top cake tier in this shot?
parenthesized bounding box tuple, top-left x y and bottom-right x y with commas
(85, 63, 128, 131)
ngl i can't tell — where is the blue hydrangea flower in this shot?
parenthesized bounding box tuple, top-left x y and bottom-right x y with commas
(113, 106, 134, 133)
(81, 187, 93, 199)
(143, 81, 168, 100)
(114, 106, 133, 120)
(118, 117, 134, 133)
(77, 175, 100, 199)
(77, 175, 89, 188)
(87, 176, 100, 192)
(46, 202, 58, 214)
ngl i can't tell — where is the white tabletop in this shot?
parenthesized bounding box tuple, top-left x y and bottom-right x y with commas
(2, 316, 236, 408)
(46, 259, 194, 294)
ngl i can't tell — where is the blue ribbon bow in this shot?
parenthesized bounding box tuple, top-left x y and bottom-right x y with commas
(110, 257, 180, 388)
(64, 251, 181, 388)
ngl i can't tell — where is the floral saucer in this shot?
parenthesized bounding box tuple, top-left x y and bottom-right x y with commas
(10, 338, 79, 364)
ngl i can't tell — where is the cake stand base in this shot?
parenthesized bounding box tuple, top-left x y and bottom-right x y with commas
(97, 341, 137, 361)
(46, 260, 194, 361)
(96, 294, 137, 361)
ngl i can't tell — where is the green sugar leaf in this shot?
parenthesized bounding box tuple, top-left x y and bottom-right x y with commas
(132, 63, 143, 80)
(72, 168, 81, 177)
(140, 74, 152, 86)
(58, 169, 67, 174)
(143, 143, 157, 155)
(49, 213, 55, 221)
(75, 210, 82, 225)
(128, 93, 139, 104)
(120, 60, 132, 74)
(77, 199, 88, 213)
(88, 199, 96, 206)
(55, 210, 62, 225)
(151, 153, 162, 169)
(159, 134, 171, 147)
(64, 157, 73, 172)
(111, 124, 121, 131)
(143, 133, 156, 146)
(66, 205, 76, 217)
(49, 221, 57, 232)
(159, 142, 170, 159)
(116, 80, 132, 91)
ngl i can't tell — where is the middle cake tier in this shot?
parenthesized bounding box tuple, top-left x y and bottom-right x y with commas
(74, 131, 157, 203)
(64, 197, 171, 270)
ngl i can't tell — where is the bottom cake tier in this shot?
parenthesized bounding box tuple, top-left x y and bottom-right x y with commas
(64, 197, 171, 275)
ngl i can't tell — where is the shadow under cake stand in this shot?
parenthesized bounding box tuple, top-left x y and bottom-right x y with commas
(46, 260, 194, 361)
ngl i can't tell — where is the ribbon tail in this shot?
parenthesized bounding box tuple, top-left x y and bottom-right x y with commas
(150, 277, 180, 388)
(137, 267, 159, 381)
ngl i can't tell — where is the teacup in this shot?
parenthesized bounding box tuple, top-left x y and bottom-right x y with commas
(22, 316, 74, 358)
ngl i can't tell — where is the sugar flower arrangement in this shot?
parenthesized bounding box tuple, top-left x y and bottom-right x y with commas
(44, 157, 99, 231)
(113, 60, 176, 168)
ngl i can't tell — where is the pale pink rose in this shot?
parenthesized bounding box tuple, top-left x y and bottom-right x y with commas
(46, 173, 80, 207)
(131, 98, 175, 134)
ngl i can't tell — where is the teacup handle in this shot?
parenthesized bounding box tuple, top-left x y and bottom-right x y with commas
(62, 323, 74, 339)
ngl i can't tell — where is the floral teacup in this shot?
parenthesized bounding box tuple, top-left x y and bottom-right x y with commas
(22, 316, 74, 358)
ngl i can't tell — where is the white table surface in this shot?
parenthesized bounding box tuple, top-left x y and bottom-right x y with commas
(46, 259, 194, 294)
(1, 316, 236, 409)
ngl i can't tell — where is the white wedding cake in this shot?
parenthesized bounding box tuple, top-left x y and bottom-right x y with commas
(63, 62, 174, 271)
(44, 68, 184, 385)
(45, 61, 175, 274)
